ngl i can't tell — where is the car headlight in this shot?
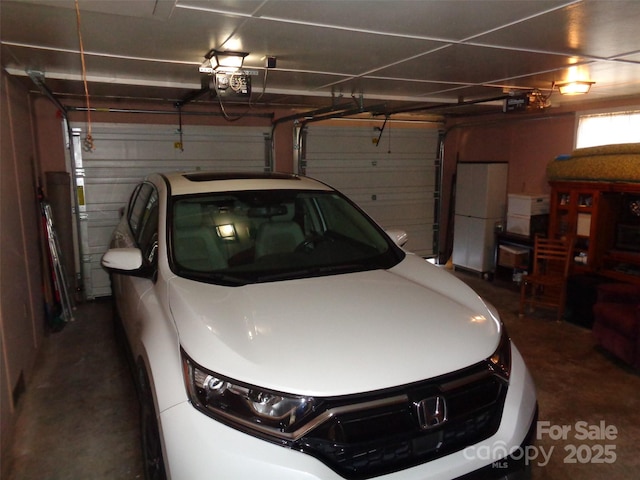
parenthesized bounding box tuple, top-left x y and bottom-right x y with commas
(182, 351, 318, 442)
(488, 326, 511, 382)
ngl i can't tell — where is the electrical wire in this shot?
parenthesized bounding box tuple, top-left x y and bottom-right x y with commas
(213, 67, 270, 122)
(213, 77, 246, 122)
(74, 0, 94, 151)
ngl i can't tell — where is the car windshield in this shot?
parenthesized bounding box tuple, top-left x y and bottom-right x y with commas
(170, 189, 404, 285)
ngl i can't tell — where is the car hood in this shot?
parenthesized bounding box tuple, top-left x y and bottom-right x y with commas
(169, 254, 502, 397)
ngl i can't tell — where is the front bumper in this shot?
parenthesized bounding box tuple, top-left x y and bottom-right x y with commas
(455, 403, 538, 480)
(159, 344, 537, 480)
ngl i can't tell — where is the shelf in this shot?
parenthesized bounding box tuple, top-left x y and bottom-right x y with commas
(557, 192, 571, 206)
(549, 180, 640, 285)
(603, 249, 640, 263)
(599, 267, 640, 283)
(577, 193, 594, 208)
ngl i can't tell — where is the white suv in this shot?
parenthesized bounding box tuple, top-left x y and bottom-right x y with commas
(102, 171, 537, 480)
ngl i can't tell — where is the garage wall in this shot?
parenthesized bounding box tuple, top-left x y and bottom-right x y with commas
(439, 112, 577, 262)
(301, 122, 441, 257)
(0, 71, 44, 474)
(69, 122, 271, 298)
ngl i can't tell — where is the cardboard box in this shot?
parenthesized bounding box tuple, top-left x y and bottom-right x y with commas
(507, 213, 549, 236)
(498, 245, 529, 268)
(508, 194, 550, 216)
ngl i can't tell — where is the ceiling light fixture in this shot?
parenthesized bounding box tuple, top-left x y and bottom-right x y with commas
(555, 80, 595, 95)
(200, 49, 248, 73)
(216, 224, 237, 240)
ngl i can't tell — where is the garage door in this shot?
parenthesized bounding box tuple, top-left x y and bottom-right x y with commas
(69, 122, 271, 298)
(300, 122, 441, 257)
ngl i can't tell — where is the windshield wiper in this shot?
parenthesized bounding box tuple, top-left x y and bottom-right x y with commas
(256, 263, 371, 283)
(180, 270, 253, 286)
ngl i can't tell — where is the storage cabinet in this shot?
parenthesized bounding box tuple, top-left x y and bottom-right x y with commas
(506, 193, 549, 236)
(452, 163, 508, 275)
(548, 181, 640, 284)
(549, 183, 598, 270)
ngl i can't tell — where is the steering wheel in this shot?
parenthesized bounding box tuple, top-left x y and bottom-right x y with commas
(295, 232, 331, 253)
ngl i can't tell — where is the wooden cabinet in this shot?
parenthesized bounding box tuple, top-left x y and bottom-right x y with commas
(549, 182, 598, 272)
(549, 181, 640, 284)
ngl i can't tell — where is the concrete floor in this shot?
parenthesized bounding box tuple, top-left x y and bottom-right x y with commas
(458, 272, 640, 480)
(4, 272, 640, 479)
(4, 299, 143, 479)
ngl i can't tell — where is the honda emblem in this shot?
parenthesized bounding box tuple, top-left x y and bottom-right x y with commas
(416, 396, 448, 430)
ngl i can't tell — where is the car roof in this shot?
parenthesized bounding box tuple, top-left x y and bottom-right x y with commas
(155, 171, 334, 196)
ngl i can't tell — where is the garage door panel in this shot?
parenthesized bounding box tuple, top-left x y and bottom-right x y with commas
(83, 128, 266, 159)
(304, 124, 440, 258)
(84, 139, 185, 161)
(360, 202, 435, 225)
(345, 185, 437, 198)
(307, 129, 432, 154)
(88, 225, 115, 249)
(82, 158, 261, 174)
(307, 157, 431, 169)
(88, 257, 112, 298)
(85, 200, 127, 215)
(404, 227, 433, 254)
(71, 123, 269, 298)
(347, 192, 436, 211)
(84, 181, 135, 202)
(181, 141, 266, 159)
(312, 169, 435, 189)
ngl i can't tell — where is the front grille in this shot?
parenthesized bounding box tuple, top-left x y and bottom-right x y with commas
(294, 362, 508, 480)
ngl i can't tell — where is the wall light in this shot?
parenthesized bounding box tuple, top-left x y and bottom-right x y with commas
(555, 80, 595, 95)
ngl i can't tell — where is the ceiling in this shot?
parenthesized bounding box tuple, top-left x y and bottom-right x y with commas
(3, 0, 640, 117)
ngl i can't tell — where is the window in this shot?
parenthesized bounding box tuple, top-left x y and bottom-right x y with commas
(170, 190, 402, 285)
(138, 189, 159, 265)
(128, 182, 159, 265)
(576, 109, 640, 148)
(128, 183, 154, 236)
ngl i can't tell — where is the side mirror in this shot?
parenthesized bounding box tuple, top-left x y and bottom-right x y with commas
(386, 229, 408, 247)
(101, 248, 148, 276)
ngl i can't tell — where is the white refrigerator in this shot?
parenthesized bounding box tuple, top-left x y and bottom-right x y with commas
(452, 162, 508, 275)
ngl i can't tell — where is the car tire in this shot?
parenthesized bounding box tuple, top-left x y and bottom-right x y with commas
(137, 364, 167, 480)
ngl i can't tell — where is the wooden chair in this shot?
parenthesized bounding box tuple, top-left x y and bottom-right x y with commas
(519, 235, 575, 321)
